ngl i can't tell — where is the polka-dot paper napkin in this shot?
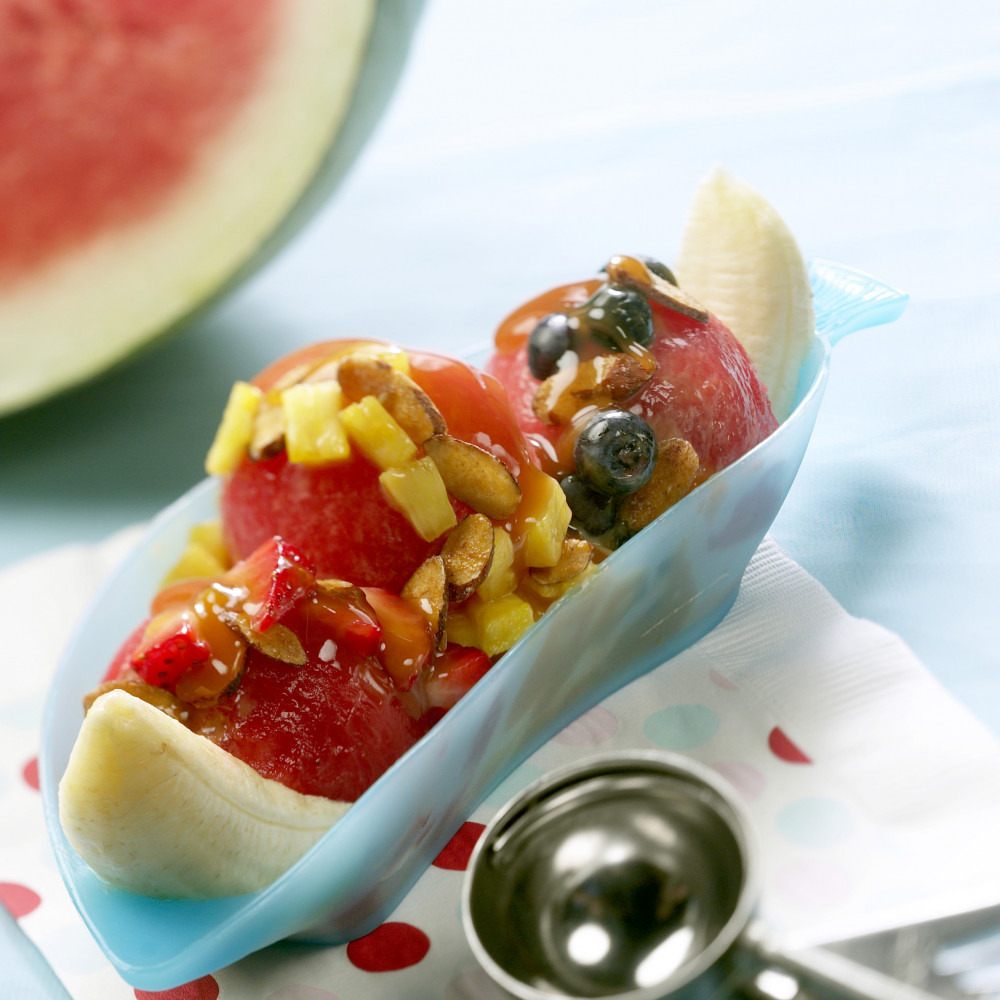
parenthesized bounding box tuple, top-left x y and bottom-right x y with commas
(4, 531, 1000, 1000)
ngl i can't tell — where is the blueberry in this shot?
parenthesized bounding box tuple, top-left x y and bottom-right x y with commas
(528, 312, 575, 380)
(574, 410, 657, 495)
(579, 284, 654, 351)
(560, 474, 620, 536)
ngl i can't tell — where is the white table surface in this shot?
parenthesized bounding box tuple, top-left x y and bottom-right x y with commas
(2, 0, 998, 995)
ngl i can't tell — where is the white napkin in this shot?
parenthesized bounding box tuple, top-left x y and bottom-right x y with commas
(3, 530, 1000, 999)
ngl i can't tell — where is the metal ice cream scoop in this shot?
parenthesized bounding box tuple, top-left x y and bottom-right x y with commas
(462, 751, 943, 1000)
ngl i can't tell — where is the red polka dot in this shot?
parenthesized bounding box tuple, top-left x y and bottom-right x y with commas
(0, 882, 41, 919)
(768, 726, 812, 764)
(432, 821, 485, 871)
(134, 976, 219, 1000)
(22, 757, 39, 791)
(347, 922, 430, 972)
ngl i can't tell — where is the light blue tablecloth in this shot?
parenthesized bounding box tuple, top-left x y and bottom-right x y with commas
(2, 1, 998, 994)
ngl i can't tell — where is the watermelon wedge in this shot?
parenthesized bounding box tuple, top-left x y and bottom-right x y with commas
(0, 0, 416, 415)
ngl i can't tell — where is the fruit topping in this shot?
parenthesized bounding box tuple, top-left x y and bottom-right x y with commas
(527, 312, 576, 380)
(578, 282, 655, 351)
(488, 250, 777, 548)
(573, 410, 658, 496)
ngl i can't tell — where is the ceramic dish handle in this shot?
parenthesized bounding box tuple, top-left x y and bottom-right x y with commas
(809, 259, 909, 345)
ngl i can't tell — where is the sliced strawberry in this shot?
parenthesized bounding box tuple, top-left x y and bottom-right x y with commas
(283, 582, 382, 661)
(222, 536, 315, 632)
(422, 644, 492, 711)
(130, 607, 214, 689)
(362, 587, 434, 691)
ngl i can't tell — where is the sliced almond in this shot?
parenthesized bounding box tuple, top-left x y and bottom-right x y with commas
(605, 254, 709, 323)
(248, 399, 286, 460)
(532, 353, 653, 425)
(337, 355, 446, 444)
(217, 610, 307, 666)
(423, 435, 521, 520)
(441, 514, 495, 602)
(530, 537, 593, 586)
(620, 437, 700, 533)
(401, 555, 447, 646)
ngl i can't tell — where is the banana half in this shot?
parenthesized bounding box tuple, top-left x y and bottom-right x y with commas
(674, 165, 815, 423)
(58, 690, 349, 898)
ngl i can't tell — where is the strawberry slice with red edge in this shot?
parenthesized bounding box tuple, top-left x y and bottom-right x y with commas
(362, 587, 434, 691)
(129, 608, 214, 689)
(223, 536, 315, 632)
(283, 582, 382, 661)
(422, 644, 492, 711)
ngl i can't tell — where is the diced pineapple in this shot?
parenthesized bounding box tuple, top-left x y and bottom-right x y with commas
(477, 527, 517, 602)
(161, 540, 229, 586)
(281, 382, 350, 465)
(379, 458, 457, 541)
(470, 593, 536, 656)
(520, 474, 573, 568)
(444, 607, 479, 648)
(205, 381, 262, 476)
(187, 521, 230, 569)
(340, 395, 418, 470)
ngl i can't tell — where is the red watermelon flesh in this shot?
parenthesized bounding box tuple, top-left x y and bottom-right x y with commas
(487, 277, 778, 485)
(0, 0, 379, 415)
(0, 2, 274, 280)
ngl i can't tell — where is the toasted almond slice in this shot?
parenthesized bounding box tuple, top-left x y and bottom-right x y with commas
(337, 355, 446, 444)
(621, 437, 700, 533)
(530, 537, 594, 587)
(217, 610, 307, 666)
(249, 399, 286, 460)
(605, 254, 709, 323)
(401, 555, 447, 646)
(441, 513, 495, 602)
(532, 354, 652, 425)
(423, 435, 521, 520)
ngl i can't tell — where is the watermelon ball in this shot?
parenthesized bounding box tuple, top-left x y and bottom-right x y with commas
(220, 341, 539, 592)
(486, 269, 778, 543)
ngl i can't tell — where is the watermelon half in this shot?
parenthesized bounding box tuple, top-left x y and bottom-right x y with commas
(0, 0, 419, 416)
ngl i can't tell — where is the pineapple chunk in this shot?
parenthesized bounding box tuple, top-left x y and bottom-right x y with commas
(205, 382, 262, 476)
(188, 521, 230, 569)
(477, 527, 517, 602)
(379, 458, 457, 541)
(161, 540, 228, 586)
(341, 396, 417, 470)
(444, 607, 479, 649)
(281, 382, 350, 465)
(520, 474, 573, 568)
(470, 593, 536, 656)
